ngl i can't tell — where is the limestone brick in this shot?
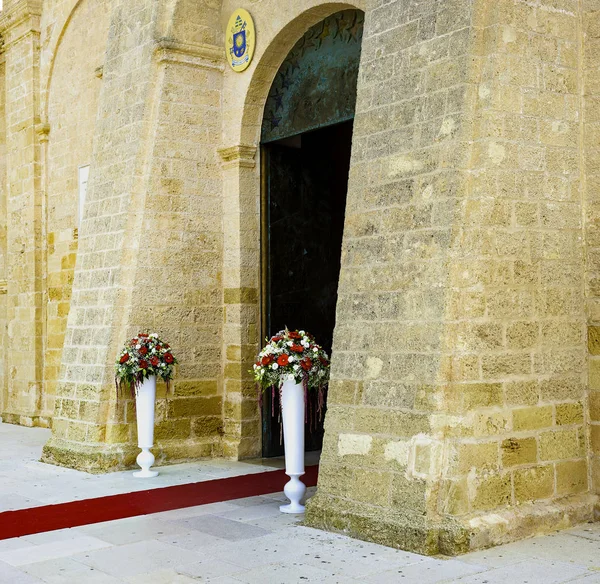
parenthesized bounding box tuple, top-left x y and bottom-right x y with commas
(0, 0, 45, 425)
(513, 466, 555, 504)
(0, 0, 598, 557)
(41, 0, 227, 469)
(307, 0, 594, 556)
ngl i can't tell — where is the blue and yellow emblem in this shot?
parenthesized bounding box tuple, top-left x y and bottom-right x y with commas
(226, 9, 255, 72)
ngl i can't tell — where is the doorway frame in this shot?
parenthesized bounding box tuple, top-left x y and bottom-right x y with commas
(218, 1, 365, 460)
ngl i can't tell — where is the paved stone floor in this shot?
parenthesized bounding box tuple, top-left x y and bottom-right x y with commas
(1, 489, 600, 583)
(0, 422, 320, 511)
(2, 423, 600, 582)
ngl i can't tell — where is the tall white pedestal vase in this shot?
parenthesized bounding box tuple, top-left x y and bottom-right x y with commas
(279, 378, 306, 514)
(133, 375, 158, 478)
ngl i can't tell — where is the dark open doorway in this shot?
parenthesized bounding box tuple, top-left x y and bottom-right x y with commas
(261, 120, 353, 457)
(258, 8, 363, 457)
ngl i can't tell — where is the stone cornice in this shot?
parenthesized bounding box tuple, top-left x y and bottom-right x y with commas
(155, 38, 224, 71)
(0, 0, 42, 47)
(217, 144, 257, 169)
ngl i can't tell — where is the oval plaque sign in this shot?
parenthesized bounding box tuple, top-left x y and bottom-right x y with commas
(226, 8, 256, 72)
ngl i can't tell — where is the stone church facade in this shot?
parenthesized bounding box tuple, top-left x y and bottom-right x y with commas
(0, 0, 599, 555)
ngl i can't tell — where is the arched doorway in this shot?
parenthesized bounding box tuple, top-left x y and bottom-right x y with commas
(260, 9, 364, 456)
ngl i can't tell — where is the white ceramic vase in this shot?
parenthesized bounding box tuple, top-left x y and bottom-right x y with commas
(133, 375, 158, 478)
(279, 378, 306, 513)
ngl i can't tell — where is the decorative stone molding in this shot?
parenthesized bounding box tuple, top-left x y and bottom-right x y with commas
(0, 0, 41, 47)
(155, 38, 224, 71)
(217, 144, 257, 169)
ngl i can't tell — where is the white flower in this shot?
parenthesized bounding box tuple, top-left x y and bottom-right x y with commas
(299, 330, 305, 335)
(135, 344, 141, 349)
(288, 356, 295, 363)
(313, 347, 318, 353)
(150, 333, 158, 338)
(253, 364, 258, 370)
(272, 363, 279, 370)
(293, 364, 299, 371)
(287, 341, 293, 347)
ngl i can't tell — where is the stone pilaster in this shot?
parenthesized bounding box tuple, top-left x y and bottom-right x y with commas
(0, 0, 47, 427)
(218, 144, 262, 459)
(42, 0, 166, 470)
(43, 0, 227, 471)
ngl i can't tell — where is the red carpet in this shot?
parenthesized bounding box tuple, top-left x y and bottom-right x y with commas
(0, 465, 319, 541)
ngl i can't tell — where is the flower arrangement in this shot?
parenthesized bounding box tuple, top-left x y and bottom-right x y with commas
(253, 328, 330, 417)
(115, 332, 177, 395)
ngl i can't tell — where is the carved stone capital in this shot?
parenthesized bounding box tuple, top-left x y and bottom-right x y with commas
(36, 122, 50, 142)
(217, 144, 258, 169)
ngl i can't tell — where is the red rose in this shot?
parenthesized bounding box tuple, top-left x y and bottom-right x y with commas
(291, 344, 304, 353)
(261, 355, 274, 366)
(164, 353, 174, 364)
(288, 331, 301, 339)
(164, 343, 170, 349)
(271, 336, 283, 342)
(139, 346, 148, 355)
(119, 353, 129, 364)
(301, 358, 312, 371)
(139, 333, 148, 338)
(150, 356, 159, 367)
(131, 338, 138, 345)
(277, 354, 289, 366)
(139, 360, 149, 369)
(319, 356, 329, 366)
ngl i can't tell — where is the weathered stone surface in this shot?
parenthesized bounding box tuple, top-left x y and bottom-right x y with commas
(1, 0, 599, 557)
(307, 0, 594, 556)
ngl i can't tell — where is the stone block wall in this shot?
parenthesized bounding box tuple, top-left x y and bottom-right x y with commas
(0, 0, 45, 427)
(41, 0, 227, 471)
(444, 0, 589, 537)
(308, 0, 483, 552)
(307, 0, 595, 555)
(584, 2, 600, 498)
(44, 0, 112, 422)
(0, 54, 7, 417)
(0, 0, 599, 554)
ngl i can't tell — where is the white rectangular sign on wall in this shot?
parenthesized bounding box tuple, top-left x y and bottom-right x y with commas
(78, 165, 90, 227)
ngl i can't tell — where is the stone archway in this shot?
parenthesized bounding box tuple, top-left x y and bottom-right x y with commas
(218, 1, 364, 459)
(259, 9, 364, 456)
